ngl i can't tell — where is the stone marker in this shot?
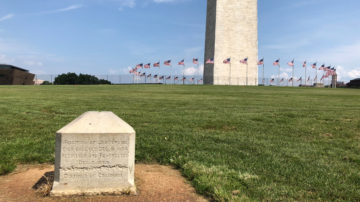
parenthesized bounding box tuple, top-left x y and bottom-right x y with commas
(51, 111, 136, 196)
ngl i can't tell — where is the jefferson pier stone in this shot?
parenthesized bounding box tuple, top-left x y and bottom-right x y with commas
(51, 111, 136, 196)
(204, 0, 258, 85)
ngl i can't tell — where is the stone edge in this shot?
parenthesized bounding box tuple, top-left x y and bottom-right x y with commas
(50, 185, 137, 197)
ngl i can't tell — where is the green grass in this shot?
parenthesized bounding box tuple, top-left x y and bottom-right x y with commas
(0, 85, 359, 201)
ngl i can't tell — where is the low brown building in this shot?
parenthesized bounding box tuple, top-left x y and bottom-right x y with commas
(0, 64, 35, 85)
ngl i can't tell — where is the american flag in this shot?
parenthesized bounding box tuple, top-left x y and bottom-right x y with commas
(193, 58, 199, 64)
(257, 58, 264, 65)
(331, 68, 336, 75)
(174, 76, 179, 80)
(325, 71, 331, 78)
(297, 77, 302, 82)
(270, 78, 275, 83)
(280, 78, 284, 82)
(325, 67, 333, 77)
(307, 76, 311, 81)
(320, 75, 325, 81)
(312, 63, 317, 69)
(136, 63, 143, 69)
(319, 64, 325, 70)
(240, 57, 248, 65)
(153, 62, 160, 67)
(273, 59, 280, 66)
(154, 74, 158, 78)
(140, 72, 146, 77)
(164, 60, 171, 66)
(223, 58, 231, 64)
(178, 59, 185, 66)
(287, 59, 294, 67)
(159, 76, 164, 80)
(206, 58, 214, 64)
(198, 79, 203, 82)
(147, 74, 152, 78)
(182, 76, 186, 81)
(289, 77, 293, 82)
(302, 61, 307, 68)
(129, 68, 136, 74)
(144, 63, 151, 68)
(166, 76, 171, 80)
(189, 77, 195, 82)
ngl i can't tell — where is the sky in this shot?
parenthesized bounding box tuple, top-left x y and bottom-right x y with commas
(0, 0, 360, 82)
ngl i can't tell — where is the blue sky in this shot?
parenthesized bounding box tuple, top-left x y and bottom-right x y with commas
(0, 0, 360, 82)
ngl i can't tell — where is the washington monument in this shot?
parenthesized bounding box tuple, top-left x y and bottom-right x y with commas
(204, 0, 258, 85)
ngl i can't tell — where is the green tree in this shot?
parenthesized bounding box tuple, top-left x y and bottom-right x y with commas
(53, 73, 111, 85)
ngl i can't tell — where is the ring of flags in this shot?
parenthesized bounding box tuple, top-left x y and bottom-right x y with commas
(129, 57, 337, 85)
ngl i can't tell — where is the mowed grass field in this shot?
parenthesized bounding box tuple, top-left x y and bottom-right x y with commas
(0, 85, 359, 201)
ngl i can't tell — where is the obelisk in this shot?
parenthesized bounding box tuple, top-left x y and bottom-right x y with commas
(204, 0, 258, 85)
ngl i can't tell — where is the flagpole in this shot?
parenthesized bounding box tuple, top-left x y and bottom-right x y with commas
(292, 65, 294, 87)
(278, 64, 281, 86)
(229, 58, 232, 85)
(262, 63, 265, 85)
(183, 64, 185, 85)
(246, 62, 248, 86)
(197, 63, 199, 85)
(305, 65, 307, 86)
(183, 68, 185, 85)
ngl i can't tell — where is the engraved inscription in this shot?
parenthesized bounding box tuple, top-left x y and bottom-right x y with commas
(61, 135, 129, 166)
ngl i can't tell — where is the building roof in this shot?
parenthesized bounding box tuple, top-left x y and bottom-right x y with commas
(0, 64, 29, 72)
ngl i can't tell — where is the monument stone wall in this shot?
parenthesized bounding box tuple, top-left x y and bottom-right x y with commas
(204, 0, 258, 85)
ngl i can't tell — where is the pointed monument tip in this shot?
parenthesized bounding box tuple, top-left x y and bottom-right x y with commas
(57, 111, 135, 134)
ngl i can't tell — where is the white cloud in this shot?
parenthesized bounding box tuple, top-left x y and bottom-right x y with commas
(56, 5, 84, 12)
(33, 4, 84, 15)
(280, 67, 292, 73)
(0, 54, 15, 64)
(271, 72, 289, 79)
(118, 0, 136, 10)
(308, 42, 360, 81)
(0, 14, 14, 22)
(348, 68, 360, 79)
(183, 64, 203, 76)
(316, 42, 360, 66)
(23, 60, 43, 67)
(334, 66, 345, 81)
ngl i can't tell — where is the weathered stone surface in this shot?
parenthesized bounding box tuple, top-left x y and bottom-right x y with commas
(204, 0, 258, 86)
(51, 111, 136, 196)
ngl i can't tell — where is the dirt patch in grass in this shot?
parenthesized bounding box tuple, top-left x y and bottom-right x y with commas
(0, 164, 207, 202)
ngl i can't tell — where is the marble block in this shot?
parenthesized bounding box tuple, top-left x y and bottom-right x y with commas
(51, 111, 136, 196)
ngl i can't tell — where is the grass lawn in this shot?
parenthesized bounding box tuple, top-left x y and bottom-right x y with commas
(0, 85, 359, 201)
